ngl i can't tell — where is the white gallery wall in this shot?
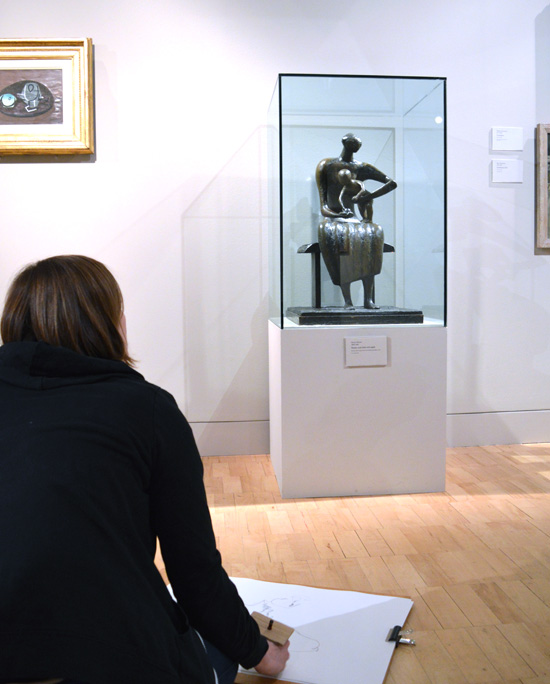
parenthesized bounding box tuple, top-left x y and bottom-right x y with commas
(1, 0, 549, 454)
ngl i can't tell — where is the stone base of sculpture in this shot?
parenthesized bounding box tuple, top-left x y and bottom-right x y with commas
(286, 306, 424, 326)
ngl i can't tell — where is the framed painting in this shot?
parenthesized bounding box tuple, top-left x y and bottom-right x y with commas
(536, 123, 550, 248)
(0, 38, 94, 155)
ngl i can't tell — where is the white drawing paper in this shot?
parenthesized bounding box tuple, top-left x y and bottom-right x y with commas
(231, 577, 413, 684)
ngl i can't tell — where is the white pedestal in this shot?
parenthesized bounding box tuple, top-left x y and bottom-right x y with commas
(269, 321, 447, 498)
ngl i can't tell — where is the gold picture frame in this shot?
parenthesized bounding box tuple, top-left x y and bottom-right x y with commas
(0, 38, 93, 155)
(535, 123, 550, 248)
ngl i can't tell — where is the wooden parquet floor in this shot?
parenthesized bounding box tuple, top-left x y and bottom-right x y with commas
(157, 443, 550, 683)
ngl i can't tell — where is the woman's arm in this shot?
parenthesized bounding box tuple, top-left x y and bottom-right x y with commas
(149, 388, 268, 669)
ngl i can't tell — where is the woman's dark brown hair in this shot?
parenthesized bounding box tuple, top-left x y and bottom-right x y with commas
(1, 255, 134, 366)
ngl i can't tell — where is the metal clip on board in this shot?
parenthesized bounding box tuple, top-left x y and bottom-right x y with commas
(386, 625, 415, 648)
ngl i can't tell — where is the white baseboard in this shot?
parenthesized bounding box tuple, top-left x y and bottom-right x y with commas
(191, 410, 550, 457)
(190, 420, 269, 457)
(447, 410, 550, 447)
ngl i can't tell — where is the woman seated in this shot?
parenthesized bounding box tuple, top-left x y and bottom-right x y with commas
(0, 255, 289, 684)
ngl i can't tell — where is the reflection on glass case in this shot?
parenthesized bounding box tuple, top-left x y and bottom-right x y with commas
(268, 74, 447, 328)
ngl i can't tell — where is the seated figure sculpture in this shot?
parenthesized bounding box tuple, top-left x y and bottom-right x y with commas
(316, 133, 397, 308)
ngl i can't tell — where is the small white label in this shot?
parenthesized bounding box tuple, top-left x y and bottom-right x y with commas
(344, 336, 387, 367)
(491, 159, 523, 183)
(491, 126, 523, 151)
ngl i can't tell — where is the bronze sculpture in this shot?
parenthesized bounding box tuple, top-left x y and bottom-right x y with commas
(316, 133, 397, 308)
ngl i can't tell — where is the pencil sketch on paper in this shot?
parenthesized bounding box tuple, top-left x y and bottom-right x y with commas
(247, 596, 305, 617)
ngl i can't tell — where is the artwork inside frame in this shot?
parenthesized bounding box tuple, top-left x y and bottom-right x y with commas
(0, 38, 94, 155)
(536, 123, 550, 249)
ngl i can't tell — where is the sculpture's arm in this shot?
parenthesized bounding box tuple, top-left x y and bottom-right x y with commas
(316, 158, 354, 218)
(353, 164, 397, 203)
(315, 158, 329, 209)
(338, 183, 361, 218)
(322, 205, 355, 219)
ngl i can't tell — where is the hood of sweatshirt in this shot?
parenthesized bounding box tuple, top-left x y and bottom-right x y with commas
(0, 341, 143, 390)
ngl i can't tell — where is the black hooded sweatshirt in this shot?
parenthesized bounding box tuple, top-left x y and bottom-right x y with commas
(0, 341, 267, 684)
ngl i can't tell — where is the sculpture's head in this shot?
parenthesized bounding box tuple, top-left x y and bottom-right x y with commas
(338, 169, 353, 186)
(342, 133, 362, 153)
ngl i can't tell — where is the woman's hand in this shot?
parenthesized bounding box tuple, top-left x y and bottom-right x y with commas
(254, 640, 290, 676)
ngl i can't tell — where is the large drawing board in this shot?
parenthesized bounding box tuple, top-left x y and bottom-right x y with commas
(231, 577, 413, 684)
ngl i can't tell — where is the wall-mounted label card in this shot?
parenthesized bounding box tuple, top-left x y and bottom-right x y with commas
(491, 159, 523, 183)
(491, 126, 523, 151)
(345, 336, 387, 367)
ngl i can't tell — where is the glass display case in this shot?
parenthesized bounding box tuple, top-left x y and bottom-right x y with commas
(268, 73, 446, 328)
